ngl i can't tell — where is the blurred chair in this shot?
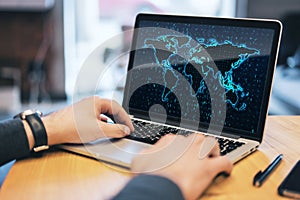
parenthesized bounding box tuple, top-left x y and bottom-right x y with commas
(277, 12, 300, 66)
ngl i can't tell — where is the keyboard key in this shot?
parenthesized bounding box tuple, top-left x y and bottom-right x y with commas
(217, 137, 245, 155)
(128, 119, 245, 153)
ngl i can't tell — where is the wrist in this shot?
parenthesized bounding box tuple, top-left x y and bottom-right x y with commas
(14, 110, 49, 152)
(153, 172, 198, 200)
(41, 115, 63, 146)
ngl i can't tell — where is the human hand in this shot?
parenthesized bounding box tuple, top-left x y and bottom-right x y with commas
(131, 134, 233, 200)
(41, 96, 134, 146)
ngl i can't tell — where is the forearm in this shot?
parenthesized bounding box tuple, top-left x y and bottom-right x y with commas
(0, 119, 31, 166)
(112, 175, 184, 200)
(0, 112, 68, 167)
(0, 114, 69, 167)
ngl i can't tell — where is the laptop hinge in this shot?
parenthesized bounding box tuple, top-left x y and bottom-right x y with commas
(206, 129, 240, 139)
(219, 132, 240, 139)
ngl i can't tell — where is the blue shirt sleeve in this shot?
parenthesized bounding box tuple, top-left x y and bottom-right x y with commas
(112, 174, 184, 200)
(0, 119, 31, 166)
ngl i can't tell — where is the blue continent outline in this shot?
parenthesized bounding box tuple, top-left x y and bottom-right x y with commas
(143, 35, 260, 111)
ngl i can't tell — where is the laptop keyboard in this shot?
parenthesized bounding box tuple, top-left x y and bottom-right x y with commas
(217, 137, 245, 155)
(126, 119, 245, 155)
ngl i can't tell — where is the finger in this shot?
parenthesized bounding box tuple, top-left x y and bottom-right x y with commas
(132, 134, 190, 173)
(141, 134, 203, 156)
(198, 136, 218, 159)
(208, 156, 233, 176)
(97, 99, 134, 132)
(155, 134, 177, 145)
(100, 122, 131, 138)
(208, 139, 220, 158)
(100, 115, 108, 122)
(110, 101, 134, 131)
(190, 133, 205, 144)
(139, 134, 177, 154)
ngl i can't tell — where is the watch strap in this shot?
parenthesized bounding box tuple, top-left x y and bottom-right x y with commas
(25, 113, 48, 152)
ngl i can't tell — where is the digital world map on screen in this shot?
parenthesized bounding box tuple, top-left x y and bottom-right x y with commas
(128, 21, 274, 134)
(143, 35, 260, 111)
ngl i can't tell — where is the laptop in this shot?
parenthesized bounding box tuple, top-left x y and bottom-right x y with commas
(60, 13, 282, 168)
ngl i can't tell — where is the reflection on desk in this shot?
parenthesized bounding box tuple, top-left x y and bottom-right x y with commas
(0, 116, 299, 200)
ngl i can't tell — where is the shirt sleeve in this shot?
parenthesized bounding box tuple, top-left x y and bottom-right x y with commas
(0, 118, 31, 166)
(112, 175, 184, 200)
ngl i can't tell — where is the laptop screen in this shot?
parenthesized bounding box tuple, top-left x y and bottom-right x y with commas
(123, 14, 281, 141)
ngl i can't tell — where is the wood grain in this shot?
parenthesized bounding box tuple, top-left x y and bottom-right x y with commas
(0, 116, 299, 200)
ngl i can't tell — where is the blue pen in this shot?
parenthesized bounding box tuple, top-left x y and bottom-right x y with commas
(253, 154, 283, 187)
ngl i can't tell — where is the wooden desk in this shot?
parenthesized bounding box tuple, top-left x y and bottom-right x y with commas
(0, 116, 299, 200)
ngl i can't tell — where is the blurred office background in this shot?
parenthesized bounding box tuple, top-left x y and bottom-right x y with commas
(0, 0, 300, 118)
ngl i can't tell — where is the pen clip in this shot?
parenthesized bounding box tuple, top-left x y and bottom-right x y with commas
(253, 170, 263, 187)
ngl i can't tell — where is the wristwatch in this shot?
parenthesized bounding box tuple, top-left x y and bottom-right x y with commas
(14, 110, 49, 152)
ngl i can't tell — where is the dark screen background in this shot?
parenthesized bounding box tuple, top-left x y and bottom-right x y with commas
(125, 18, 275, 136)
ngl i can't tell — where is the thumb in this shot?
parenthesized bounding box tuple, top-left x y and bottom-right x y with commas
(100, 122, 131, 138)
(209, 156, 233, 176)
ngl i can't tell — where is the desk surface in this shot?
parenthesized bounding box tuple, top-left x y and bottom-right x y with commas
(0, 116, 300, 200)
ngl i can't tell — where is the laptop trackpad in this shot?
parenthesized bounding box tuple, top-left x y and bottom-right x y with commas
(62, 138, 151, 167)
(88, 138, 151, 154)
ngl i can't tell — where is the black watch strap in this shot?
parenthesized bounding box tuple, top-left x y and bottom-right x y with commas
(25, 113, 48, 152)
(14, 110, 49, 152)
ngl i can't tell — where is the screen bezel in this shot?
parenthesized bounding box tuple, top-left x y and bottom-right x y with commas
(122, 13, 282, 143)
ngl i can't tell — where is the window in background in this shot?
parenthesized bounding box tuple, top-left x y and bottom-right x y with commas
(236, 0, 300, 115)
(63, 0, 236, 101)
